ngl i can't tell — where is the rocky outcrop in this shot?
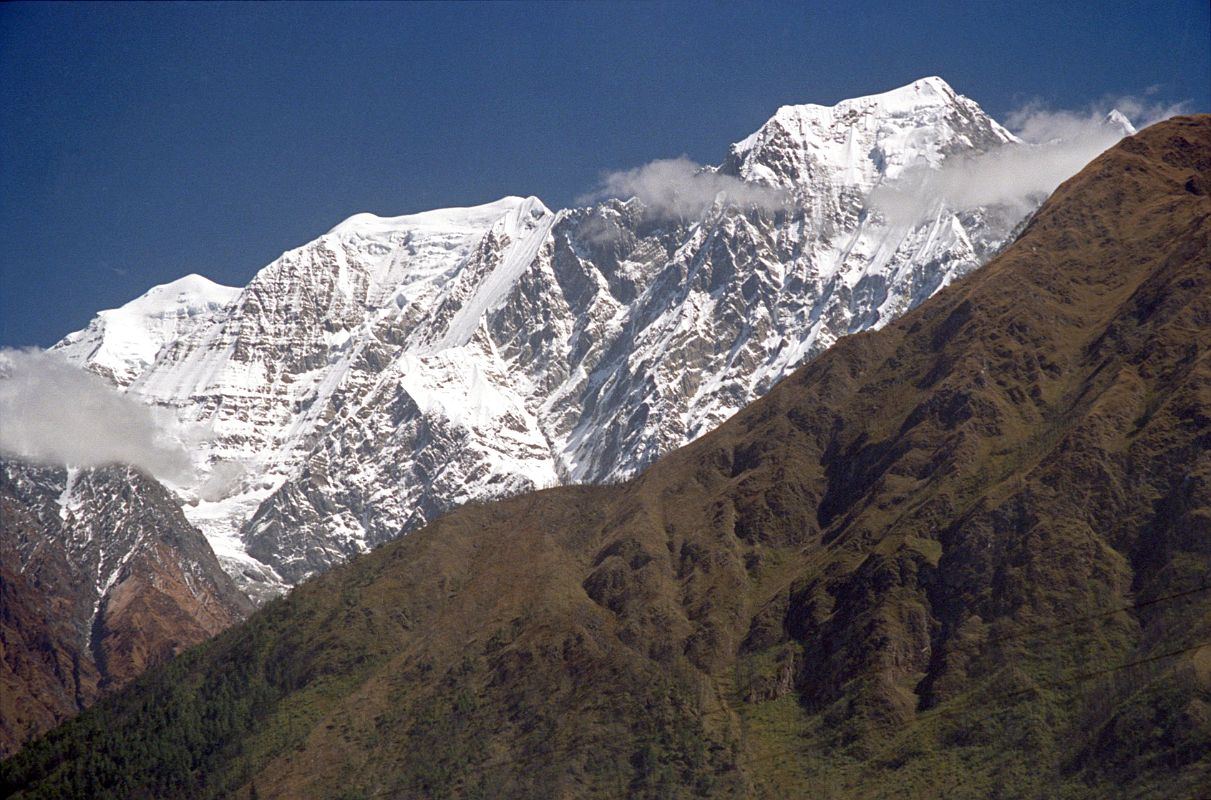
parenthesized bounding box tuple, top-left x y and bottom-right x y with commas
(0, 460, 252, 756)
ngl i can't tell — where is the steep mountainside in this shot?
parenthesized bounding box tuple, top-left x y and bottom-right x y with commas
(0, 460, 252, 757)
(55, 78, 1051, 593)
(7, 116, 1206, 800)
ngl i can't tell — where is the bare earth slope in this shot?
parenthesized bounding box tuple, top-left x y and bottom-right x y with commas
(3, 116, 1208, 799)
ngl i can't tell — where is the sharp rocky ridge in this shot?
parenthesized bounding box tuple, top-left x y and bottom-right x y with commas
(52, 76, 1099, 596)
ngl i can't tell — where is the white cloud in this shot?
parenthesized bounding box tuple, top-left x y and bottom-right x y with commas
(870, 94, 1190, 226)
(195, 459, 247, 502)
(0, 348, 195, 483)
(581, 156, 789, 218)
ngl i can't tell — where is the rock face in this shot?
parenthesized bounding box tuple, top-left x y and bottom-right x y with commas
(6, 115, 1207, 800)
(55, 78, 1043, 592)
(0, 460, 252, 757)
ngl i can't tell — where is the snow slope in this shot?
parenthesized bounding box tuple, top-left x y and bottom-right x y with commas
(54, 275, 240, 387)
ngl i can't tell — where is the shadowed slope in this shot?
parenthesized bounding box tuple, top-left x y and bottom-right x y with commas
(3, 116, 1209, 799)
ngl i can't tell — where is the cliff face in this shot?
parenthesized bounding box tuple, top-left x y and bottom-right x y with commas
(5, 116, 1208, 799)
(0, 461, 252, 757)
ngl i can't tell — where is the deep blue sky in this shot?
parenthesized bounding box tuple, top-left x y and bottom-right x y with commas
(2, 1, 1208, 348)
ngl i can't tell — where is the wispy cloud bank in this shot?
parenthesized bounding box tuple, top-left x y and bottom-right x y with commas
(580, 156, 789, 218)
(0, 349, 194, 483)
(871, 94, 1190, 225)
(1005, 94, 1187, 141)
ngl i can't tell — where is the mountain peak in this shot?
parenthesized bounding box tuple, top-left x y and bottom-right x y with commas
(766, 75, 960, 124)
(727, 76, 1018, 189)
(831, 74, 959, 110)
(1104, 108, 1137, 136)
(51, 274, 240, 386)
(123, 273, 241, 312)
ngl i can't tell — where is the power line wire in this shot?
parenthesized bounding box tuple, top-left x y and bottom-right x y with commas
(981, 583, 1211, 647)
(731, 638, 1211, 775)
(692, 581, 1211, 725)
(370, 585, 1211, 787)
(348, 637, 1211, 798)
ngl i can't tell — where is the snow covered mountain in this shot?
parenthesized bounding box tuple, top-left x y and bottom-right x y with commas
(54, 77, 1050, 596)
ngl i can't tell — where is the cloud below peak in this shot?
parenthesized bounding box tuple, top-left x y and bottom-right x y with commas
(870, 93, 1191, 226)
(582, 92, 1189, 230)
(579, 156, 789, 219)
(0, 349, 195, 484)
